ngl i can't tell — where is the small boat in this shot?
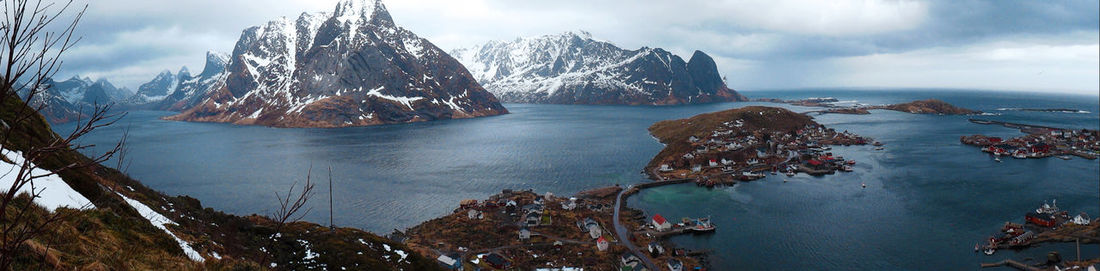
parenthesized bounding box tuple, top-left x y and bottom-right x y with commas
(872, 141, 884, 146)
(974, 243, 980, 252)
(1058, 155, 1071, 160)
(984, 248, 995, 255)
(994, 157, 1001, 162)
(1013, 152, 1027, 159)
(846, 160, 856, 165)
(874, 147, 885, 151)
(840, 165, 853, 172)
(785, 171, 795, 177)
(861, 183, 866, 189)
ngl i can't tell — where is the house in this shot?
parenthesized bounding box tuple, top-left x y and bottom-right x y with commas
(485, 253, 510, 269)
(523, 203, 544, 214)
(582, 218, 602, 239)
(659, 164, 673, 172)
(467, 209, 482, 220)
(720, 158, 733, 165)
(667, 259, 683, 271)
(561, 199, 577, 210)
(691, 165, 702, 173)
(652, 214, 672, 231)
(596, 236, 609, 251)
(682, 153, 695, 159)
(436, 254, 459, 270)
(620, 253, 642, 269)
(526, 212, 541, 226)
(505, 200, 518, 214)
(1026, 212, 1056, 228)
(519, 228, 531, 240)
(688, 136, 699, 143)
(648, 242, 665, 257)
(1073, 213, 1091, 225)
(708, 159, 718, 167)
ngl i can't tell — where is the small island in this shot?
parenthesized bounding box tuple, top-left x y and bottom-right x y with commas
(646, 106, 873, 184)
(807, 99, 981, 115)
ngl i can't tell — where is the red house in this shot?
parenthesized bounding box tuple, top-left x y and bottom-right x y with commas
(1025, 213, 1056, 228)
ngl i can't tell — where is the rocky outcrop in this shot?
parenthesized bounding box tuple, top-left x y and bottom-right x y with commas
(451, 31, 748, 105)
(167, 0, 506, 128)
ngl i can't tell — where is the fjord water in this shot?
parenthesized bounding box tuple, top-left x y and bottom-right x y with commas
(61, 89, 1098, 269)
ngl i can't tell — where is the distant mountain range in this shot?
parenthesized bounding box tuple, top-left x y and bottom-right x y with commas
(19, 76, 133, 123)
(166, 0, 507, 128)
(451, 31, 748, 105)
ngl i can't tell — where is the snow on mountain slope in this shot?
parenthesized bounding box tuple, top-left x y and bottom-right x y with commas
(451, 31, 748, 105)
(167, 0, 506, 128)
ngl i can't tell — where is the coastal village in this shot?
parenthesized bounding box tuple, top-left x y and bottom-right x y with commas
(976, 199, 1099, 271)
(961, 119, 1100, 160)
(647, 106, 875, 185)
(402, 187, 707, 270)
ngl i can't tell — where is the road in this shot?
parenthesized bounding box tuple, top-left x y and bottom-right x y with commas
(613, 184, 659, 270)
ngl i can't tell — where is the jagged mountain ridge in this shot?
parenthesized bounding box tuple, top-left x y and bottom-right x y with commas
(451, 31, 748, 105)
(19, 76, 133, 123)
(167, 0, 506, 128)
(127, 51, 230, 111)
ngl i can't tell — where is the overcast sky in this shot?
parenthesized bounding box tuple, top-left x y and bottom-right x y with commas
(54, 0, 1099, 95)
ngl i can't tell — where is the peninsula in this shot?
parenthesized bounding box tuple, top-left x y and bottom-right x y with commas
(646, 106, 873, 184)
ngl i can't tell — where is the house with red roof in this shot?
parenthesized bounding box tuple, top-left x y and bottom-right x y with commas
(652, 214, 672, 231)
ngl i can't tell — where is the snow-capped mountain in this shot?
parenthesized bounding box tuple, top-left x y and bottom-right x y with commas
(168, 0, 507, 128)
(19, 76, 133, 123)
(450, 31, 748, 105)
(127, 51, 229, 111)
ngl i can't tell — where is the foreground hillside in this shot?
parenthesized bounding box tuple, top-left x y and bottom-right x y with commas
(1, 96, 440, 270)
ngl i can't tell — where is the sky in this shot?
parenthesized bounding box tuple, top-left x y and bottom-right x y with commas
(50, 0, 1100, 95)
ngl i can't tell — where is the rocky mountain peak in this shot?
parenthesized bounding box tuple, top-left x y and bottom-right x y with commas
(177, 66, 191, 79)
(334, 0, 387, 25)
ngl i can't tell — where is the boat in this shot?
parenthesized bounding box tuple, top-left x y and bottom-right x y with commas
(785, 170, 795, 177)
(994, 157, 1001, 162)
(861, 182, 866, 189)
(874, 147, 885, 151)
(1013, 152, 1027, 159)
(840, 165, 853, 172)
(984, 248, 995, 255)
(1058, 155, 1072, 160)
(872, 141, 884, 146)
(846, 160, 856, 165)
(974, 243, 980, 252)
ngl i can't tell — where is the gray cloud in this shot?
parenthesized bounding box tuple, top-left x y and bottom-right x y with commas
(48, 0, 1100, 94)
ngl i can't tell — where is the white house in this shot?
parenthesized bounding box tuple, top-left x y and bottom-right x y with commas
(519, 228, 531, 240)
(1073, 213, 1091, 225)
(683, 153, 695, 159)
(652, 214, 672, 231)
(596, 236, 609, 251)
(708, 159, 718, 167)
(659, 164, 673, 172)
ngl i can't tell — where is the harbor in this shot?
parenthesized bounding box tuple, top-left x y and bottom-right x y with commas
(961, 119, 1099, 160)
(975, 200, 1099, 270)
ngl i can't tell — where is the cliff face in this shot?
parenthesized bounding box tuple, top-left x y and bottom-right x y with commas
(451, 31, 748, 105)
(168, 0, 506, 128)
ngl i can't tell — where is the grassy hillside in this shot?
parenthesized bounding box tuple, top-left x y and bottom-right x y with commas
(1, 95, 442, 270)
